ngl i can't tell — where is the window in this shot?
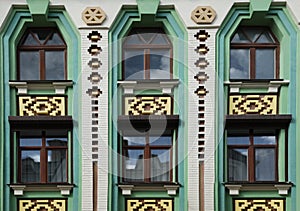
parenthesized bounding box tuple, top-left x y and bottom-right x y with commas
(123, 28, 172, 80)
(18, 28, 67, 80)
(18, 129, 68, 183)
(122, 134, 173, 182)
(230, 27, 279, 80)
(227, 130, 277, 182)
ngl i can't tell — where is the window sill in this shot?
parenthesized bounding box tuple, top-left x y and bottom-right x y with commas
(9, 80, 73, 94)
(118, 182, 180, 196)
(224, 182, 293, 196)
(118, 79, 179, 94)
(224, 80, 289, 93)
(9, 183, 74, 196)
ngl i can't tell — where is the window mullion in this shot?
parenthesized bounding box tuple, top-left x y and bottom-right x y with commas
(250, 48, 256, 79)
(144, 136, 150, 182)
(249, 133, 255, 182)
(144, 49, 150, 79)
(40, 50, 45, 80)
(40, 132, 47, 183)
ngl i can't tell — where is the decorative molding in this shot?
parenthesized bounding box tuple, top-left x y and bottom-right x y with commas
(194, 30, 210, 41)
(87, 31, 102, 42)
(229, 95, 277, 115)
(234, 199, 284, 211)
(82, 7, 106, 25)
(19, 199, 66, 211)
(19, 96, 66, 116)
(226, 183, 292, 196)
(124, 96, 171, 115)
(11, 184, 73, 196)
(86, 86, 102, 98)
(9, 81, 73, 94)
(191, 6, 216, 24)
(118, 80, 179, 94)
(127, 199, 173, 211)
(195, 44, 209, 55)
(224, 80, 290, 93)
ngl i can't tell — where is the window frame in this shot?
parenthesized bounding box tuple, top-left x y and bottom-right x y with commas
(17, 27, 67, 81)
(122, 28, 173, 80)
(17, 130, 69, 184)
(227, 129, 278, 182)
(230, 26, 280, 80)
(121, 132, 175, 183)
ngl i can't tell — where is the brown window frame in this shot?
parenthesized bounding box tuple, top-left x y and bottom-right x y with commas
(122, 28, 173, 80)
(17, 28, 67, 80)
(227, 129, 278, 182)
(230, 26, 280, 80)
(122, 132, 174, 183)
(17, 130, 69, 184)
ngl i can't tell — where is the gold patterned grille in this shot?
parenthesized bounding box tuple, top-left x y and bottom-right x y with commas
(229, 95, 277, 115)
(19, 96, 66, 116)
(127, 199, 173, 211)
(19, 199, 66, 211)
(124, 96, 171, 115)
(234, 199, 284, 211)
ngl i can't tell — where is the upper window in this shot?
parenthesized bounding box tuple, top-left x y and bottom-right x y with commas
(227, 129, 277, 182)
(122, 133, 173, 183)
(230, 27, 279, 80)
(17, 28, 67, 80)
(18, 129, 68, 183)
(122, 28, 172, 80)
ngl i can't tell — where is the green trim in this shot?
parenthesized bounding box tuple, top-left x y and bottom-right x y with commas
(136, 0, 159, 15)
(109, 7, 187, 211)
(0, 6, 80, 211)
(216, 4, 298, 211)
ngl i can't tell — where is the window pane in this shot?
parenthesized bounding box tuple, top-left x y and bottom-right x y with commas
(124, 50, 144, 79)
(46, 33, 65, 45)
(230, 49, 249, 79)
(123, 137, 146, 146)
(253, 136, 276, 145)
(21, 150, 40, 182)
(124, 149, 144, 181)
(23, 33, 39, 45)
(255, 49, 275, 79)
(150, 49, 171, 79)
(151, 149, 170, 181)
(255, 148, 275, 181)
(46, 137, 67, 147)
(227, 136, 249, 145)
(19, 51, 40, 80)
(20, 138, 42, 147)
(149, 136, 172, 146)
(48, 150, 67, 182)
(228, 148, 248, 181)
(45, 51, 65, 80)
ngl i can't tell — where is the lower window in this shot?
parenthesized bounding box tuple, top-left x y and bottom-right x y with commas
(122, 133, 173, 182)
(227, 129, 277, 182)
(18, 129, 69, 183)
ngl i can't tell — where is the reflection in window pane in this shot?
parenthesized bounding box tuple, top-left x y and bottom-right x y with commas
(253, 136, 276, 145)
(227, 136, 250, 145)
(151, 149, 170, 181)
(48, 150, 67, 182)
(21, 150, 40, 182)
(230, 49, 249, 79)
(123, 137, 146, 146)
(255, 49, 275, 79)
(124, 50, 144, 79)
(255, 148, 275, 181)
(124, 149, 144, 181)
(20, 51, 40, 80)
(45, 51, 65, 80)
(149, 136, 172, 146)
(228, 148, 248, 181)
(149, 49, 170, 79)
(46, 138, 67, 147)
(20, 138, 42, 147)
(46, 33, 65, 45)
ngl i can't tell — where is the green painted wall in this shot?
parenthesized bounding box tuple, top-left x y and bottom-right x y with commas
(0, 4, 81, 211)
(108, 5, 187, 211)
(216, 3, 299, 211)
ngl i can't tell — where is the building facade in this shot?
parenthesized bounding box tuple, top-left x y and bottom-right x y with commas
(0, 0, 300, 210)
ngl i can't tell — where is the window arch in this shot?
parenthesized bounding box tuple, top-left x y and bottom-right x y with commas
(17, 28, 67, 80)
(230, 27, 279, 80)
(122, 28, 172, 80)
